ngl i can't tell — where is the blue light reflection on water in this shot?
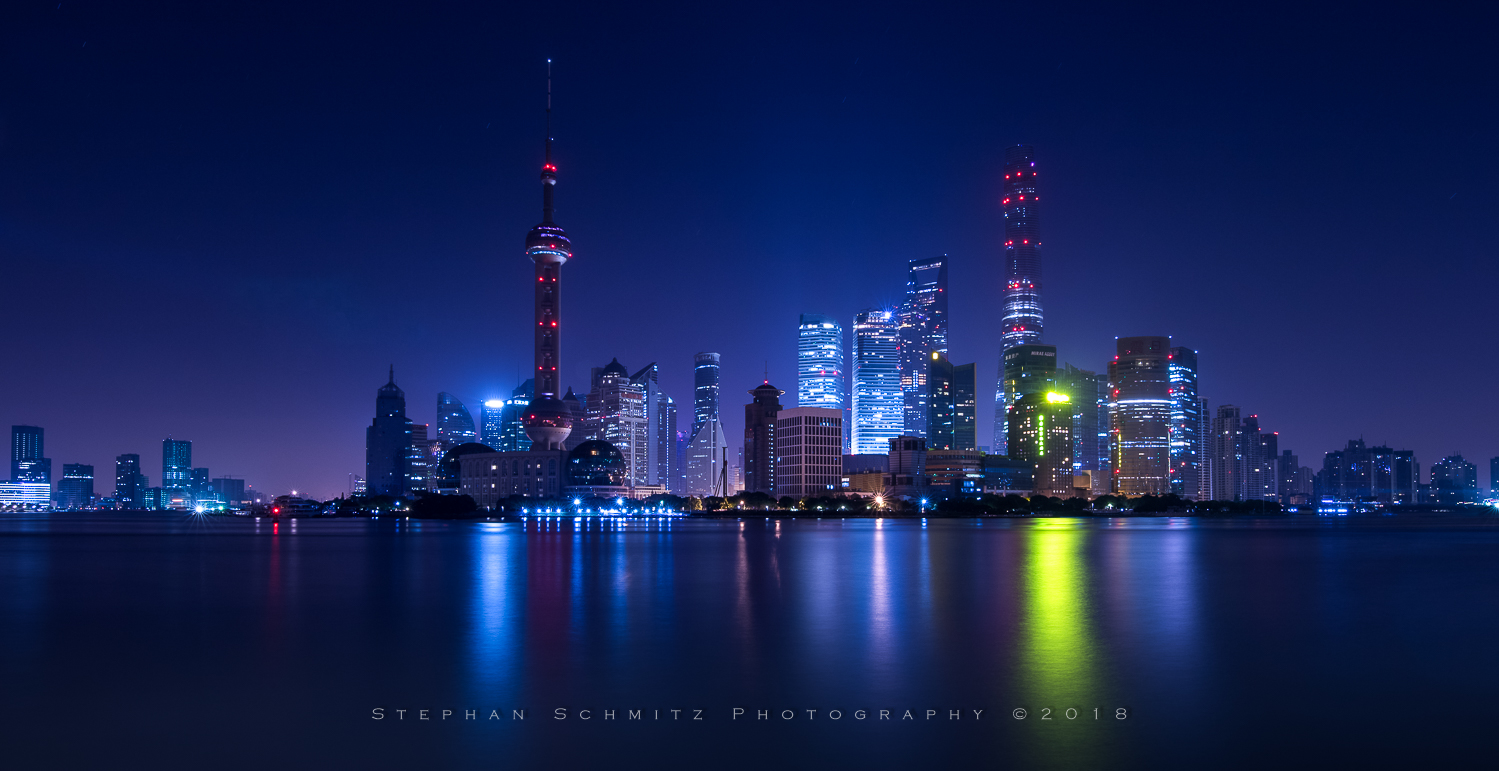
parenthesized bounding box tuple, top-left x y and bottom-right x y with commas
(2, 513, 1498, 769)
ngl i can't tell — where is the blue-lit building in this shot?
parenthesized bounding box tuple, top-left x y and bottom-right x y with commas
(1168, 346, 1203, 499)
(162, 438, 192, 491)
(1057, 364, 1108, 495)
(1108, 336, 1172, 496)
(692, 352, 721, 443)
(851, 309, 902, 454)
(797, 314, 844, 412)
(898, 256, 948, 440)
(55, 464, 94, 509)
(10, 425, 50, 484)
(993, 146, 1047, 452)
(115, 454, 147, 508)
(435, 392, 477, 451)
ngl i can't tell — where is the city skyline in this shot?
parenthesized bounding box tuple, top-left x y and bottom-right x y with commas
(3, 4, 1497, 498)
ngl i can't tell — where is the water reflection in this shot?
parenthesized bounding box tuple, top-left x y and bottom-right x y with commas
(467, 524, 522, 700)
(1019, 520, 1104, 762)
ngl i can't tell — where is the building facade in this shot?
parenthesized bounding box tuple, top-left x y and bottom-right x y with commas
(1108, 336, 1172, 496)
(774, 407, 844, 498)
(162, 438, 192, 491)
(797, 314, 844, 411)
(995, 344, 1057, 455)
(115, 453, 147, 509)
(55, 464, 93, 509)
(885, 435, 928, 499)
(1168, 347, 1202, 499)
(692, 352, 721, 443)
(365, 368, 410, 497)
(1057, 364, 1108, 495)
(1315, 439, 1417, 504)
(898, 256, 948, 439)
(850, 309, 902, 454)
(458, 449, 569, 508)
(683, 417, 730, 498)
(10, 425, 50, 484)
(435, 392, 477, 451)
(1008, 391, 1075, 497)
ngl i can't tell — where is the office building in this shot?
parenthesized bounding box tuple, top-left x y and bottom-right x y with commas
(115, 454, 147, 509)
(683, 417, 730, 498)
(851, 309, 902, 454)
(744, 381, 784, 496)
(898, 256, 948, 439)
(406, 422, 431, 492)
(774, 407, 843, 498)
(885, 435, 929, 499)
(1108, 336, 1172, 496)
(583, 359, 649, 486)
(0, 482, 50, 509)
(692, 352, 722, 444)
(365, 367, 411, 497)
(1057, 364, 1107, 495)
(982, 455, 1033, 493)
(436, 393, 478, 451)
(1008, 391, 1075, 497)
(211, 477, 247, 507)
(1168, 347, 1202, 499)
(926, 352, 955, 450)
(925, 450, 984, 497)
(797, 314, 844, 411)
(162, 439, 192, 490)
(459, 447, 569, 507)
(11, 425, 50, 484)
(1278, 450, 1314, 505)
(55, 464, 94, 509)
(994, 344, 1057, 455)
(954, 362, 977, 451)
(630, 363, 678, 489)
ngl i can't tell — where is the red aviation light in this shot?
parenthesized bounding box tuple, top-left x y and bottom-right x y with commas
(551, 321, 557, 327)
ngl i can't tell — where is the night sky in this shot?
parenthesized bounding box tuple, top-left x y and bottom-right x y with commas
(3, 1, 1496, 498)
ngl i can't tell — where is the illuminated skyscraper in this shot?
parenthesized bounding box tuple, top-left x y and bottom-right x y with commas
(797, 314, 844, 410)
(692, 352, 721, 442)
(583, 358, 648, 486)
(995, 344, 1057, 454)
(851, 309, 902, 455)
(1057, 364, 1107, 494)
(435, 392, 477, 451)
(1108, 336, 1171, 496)
(629, 363, 678, 489)
(898, 256, 948, 439)
(55, 464, 93, 509)
(992, 145, 1046, 452)
(10, 425, 50, 484)
(927, 354, 977, 452)
(1008, 391, 1074, 497)
(162, 438, 192, 490)
(1168, 347, 1202, 499)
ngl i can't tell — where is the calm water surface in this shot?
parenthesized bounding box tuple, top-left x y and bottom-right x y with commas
(1, 513, 1495, 769)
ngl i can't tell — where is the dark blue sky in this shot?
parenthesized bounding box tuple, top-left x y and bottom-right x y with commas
(3, 1, 1496, 497)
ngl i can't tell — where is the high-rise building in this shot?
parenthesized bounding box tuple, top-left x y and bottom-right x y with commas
(629, 363, 677, 489)
(1008, 391, 1075, 497)
(692, 352, 721, 443)
(190, 467, 211, 501)
(953, 362, 977, 452)
(744, 381, 783, 496)
(55, 464, 94, 509)
(851, 309, 902, 455)
(406, 422, 431, 492)
(1168, 347, 1202, 499)
(365, 367, 411, 497)
(898, 256, 948, 439)
(211, 477, 247, 507)
(926, 352, 955, 450)
(162, 439, 192, 490)
(519, 66, 576, 453)
(489, 379, 535, 452)
(774, 407, 843, 498)
(115, 454, 147, 508)
(1056, 364, 1106, 495)
(1430, 455, 1480, 503)
(1492, 457, 1499, 495)
(1197, 398, 1212, 500)
(480, 399, 506, 446)
(1108, 336, 1171, 496)
(683, 417, 729, 498)
(584, 359, 649, 486)
(435, 393, 478, 451)
(797, 314, 844, 411)
(999, 145, 1044, 350)
(886, 435, 929, 499)
(11, 425, 50, 484)
(995, 344, 1057, 454)
(1315, 439, 1417, 504)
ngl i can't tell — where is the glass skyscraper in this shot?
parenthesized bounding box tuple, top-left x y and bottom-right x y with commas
(1168, 346, 1202, 499)
(365, 368, 410, 497)
(162, 438, 192, 490)
(115, 453, 147, 508)
(954, 362, 978, 451)
(898, 256, 948, 439)
(692, 352, 721, 442)
(796, 314, 844, 410)
(851, 309, 902, 455)
(10, 425, 50, 484)
(1108, 337, 1172, 496)
(996, 344, 1057, 455)
(435, 392, 477, 451)
(1057, 364, 1107, 493)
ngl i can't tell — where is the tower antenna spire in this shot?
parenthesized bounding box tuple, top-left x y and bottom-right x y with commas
(545, 58, 552, 166)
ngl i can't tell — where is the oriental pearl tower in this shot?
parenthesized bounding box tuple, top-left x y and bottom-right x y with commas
(521, 62, 574, 450)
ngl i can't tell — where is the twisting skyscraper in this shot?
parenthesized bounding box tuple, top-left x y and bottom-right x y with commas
(993, 145, 1045, 452)
(521, 62, 574, 451)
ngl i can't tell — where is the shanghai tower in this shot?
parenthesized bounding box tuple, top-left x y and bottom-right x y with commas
(993, 145, 1046, 452)
(521, 62, 575, 450)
